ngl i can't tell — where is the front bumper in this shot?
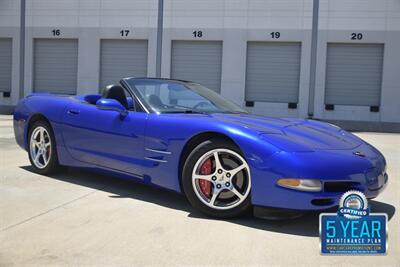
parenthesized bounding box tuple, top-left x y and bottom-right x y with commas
(249, 143, 388, 211)
(256, 175, 388, 213)
(253, 176, 388, 220)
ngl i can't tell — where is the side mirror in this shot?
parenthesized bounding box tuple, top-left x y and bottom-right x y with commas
(96, 98, 128, 118)
(127, 96, 135, 110)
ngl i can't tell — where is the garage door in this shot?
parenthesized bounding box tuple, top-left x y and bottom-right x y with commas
(245, 42, 301, 103)
(171, 41, 222, 92)
(33, 39, 78, 94)
(0, 38, 12, 92)
(325, 43, 384, 106)
(100, 40, 148, 90)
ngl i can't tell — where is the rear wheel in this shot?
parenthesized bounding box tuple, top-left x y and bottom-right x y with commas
(182, 138, 252, 218)
(28, 121, 60, 174)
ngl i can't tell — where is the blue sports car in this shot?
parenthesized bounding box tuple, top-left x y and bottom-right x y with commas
(13, 78, 388, 218)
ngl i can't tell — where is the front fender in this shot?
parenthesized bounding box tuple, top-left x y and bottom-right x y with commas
(143, 114, 281, 193)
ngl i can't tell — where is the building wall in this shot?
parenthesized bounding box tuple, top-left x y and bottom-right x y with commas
(0, 0, 399, 123)
(0, 0, 21, 110)
(162, 0, 313, 118)
(23, 0, 158, 97)
(315, 0, 400, 122)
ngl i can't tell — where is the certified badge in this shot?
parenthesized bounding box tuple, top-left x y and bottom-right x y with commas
(338, 190, 369, 219)
(320, 190, 388, 255)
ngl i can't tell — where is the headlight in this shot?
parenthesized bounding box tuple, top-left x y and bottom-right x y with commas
(277, 178, 322, 192)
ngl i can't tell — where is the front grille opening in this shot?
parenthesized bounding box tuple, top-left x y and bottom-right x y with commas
(311, 198, 335, 206)
(324, 182, 360, 193)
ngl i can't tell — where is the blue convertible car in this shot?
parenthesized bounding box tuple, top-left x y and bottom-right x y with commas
(13, 78, 388, 218)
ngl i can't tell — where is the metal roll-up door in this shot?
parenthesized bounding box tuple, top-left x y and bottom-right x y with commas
(245, 42, 301, 103)
(325, 43, 384, 106)
(33, 39, 78, 95)
(0, 38, 12, 92)
(100, 39, 148, 90)
(171, 41, 222, 92)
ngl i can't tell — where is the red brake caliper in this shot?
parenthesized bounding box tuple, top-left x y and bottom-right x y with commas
(199, 158, 212, 198)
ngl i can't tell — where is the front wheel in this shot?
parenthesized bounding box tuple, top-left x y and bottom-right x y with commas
(28, 121, 60, 174)
(182, 138, 252, 218)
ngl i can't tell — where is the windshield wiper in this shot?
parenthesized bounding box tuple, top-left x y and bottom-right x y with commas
(183, 110, 207, 114)
(163, 110, 207, 114)
(222, 111, 248, 114)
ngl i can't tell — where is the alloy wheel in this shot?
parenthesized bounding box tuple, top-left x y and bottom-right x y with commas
(192, 148, 251, 210)
(30, 126, 52, 169)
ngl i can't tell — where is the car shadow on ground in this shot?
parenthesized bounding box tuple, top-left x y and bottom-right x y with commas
(21, 166, 396, 237)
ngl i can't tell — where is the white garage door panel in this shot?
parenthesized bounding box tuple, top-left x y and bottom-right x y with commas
(171, 41, 222, 92)
(325, 43, 384, 106)
(245, 42, 301, 103)
(100, 40, 148, 90)
(0, 38, 12, 92)
(33, 39, 78, 95)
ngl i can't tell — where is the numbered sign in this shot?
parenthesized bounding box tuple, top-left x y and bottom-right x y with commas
(351, 33, 363, 40)
(120, 30, 130, 37)
(192, 30, 203, 38)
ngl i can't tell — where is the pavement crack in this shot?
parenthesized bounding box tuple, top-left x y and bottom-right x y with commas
(0, 181, 117, 232)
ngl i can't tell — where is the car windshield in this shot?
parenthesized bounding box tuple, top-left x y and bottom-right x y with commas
(125, 79, 248, 114)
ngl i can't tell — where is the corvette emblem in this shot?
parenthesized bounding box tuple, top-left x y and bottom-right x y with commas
(353, 151, 365, 157)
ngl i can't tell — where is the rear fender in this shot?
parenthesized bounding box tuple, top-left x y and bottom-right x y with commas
(15, 95, 72, 154)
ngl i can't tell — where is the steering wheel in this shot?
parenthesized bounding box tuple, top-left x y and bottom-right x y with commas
(193, 101, 212, 109)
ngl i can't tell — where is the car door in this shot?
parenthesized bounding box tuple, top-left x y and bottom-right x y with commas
(61, 99, 147, 177)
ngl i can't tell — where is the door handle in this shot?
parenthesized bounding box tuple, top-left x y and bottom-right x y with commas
(67, 109, 80, 115)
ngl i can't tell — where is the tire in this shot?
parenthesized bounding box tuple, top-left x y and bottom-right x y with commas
(182, 138, 252, 218)
(28, 120, 60, 174)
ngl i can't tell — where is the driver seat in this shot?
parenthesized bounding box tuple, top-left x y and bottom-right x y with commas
(102, 84, 129, 109)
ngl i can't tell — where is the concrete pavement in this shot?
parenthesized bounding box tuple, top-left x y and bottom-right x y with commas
(0, 115, 399, 266)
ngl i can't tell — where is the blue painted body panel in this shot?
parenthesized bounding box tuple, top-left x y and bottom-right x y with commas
(13, 92, 388, 211)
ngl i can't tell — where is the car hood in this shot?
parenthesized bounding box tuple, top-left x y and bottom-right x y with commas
(212, 113, 363, 152)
